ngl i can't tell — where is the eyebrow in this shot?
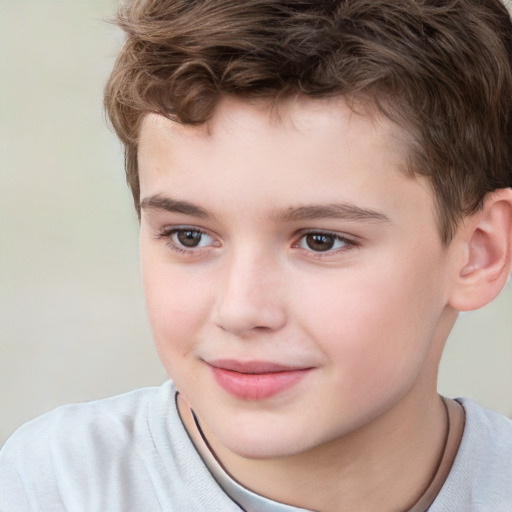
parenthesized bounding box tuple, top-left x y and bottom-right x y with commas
(140, 194, 391, 224)
(271, 203, 391, 223)
(140, 195, 210, 218)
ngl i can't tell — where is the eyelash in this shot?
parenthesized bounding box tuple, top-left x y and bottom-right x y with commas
(156, 226, 215, 255)
(155, 227, 359, 258)
(294, 230, 359, 257)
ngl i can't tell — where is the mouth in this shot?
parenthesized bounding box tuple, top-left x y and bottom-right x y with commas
(206, 359, 313, 400)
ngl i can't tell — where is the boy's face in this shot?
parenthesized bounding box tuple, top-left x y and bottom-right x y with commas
(138, 96, 457, 459)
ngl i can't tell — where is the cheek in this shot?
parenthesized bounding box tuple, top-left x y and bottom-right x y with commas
(292, 255, 445, 388)
(141, 253, 213, 369)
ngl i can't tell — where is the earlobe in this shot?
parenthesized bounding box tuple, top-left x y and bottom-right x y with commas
(448, 188, 512, 312)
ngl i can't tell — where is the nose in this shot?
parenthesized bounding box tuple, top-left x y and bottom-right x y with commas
(213, 250, 287, 336)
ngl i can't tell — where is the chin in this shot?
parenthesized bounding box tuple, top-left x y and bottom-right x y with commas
(216, 423, 319, 460)
(226, 441, 300, 460)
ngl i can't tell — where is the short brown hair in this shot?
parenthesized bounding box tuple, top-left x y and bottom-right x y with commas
(104, 0, 512, 243)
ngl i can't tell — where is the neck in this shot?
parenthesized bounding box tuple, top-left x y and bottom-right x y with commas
(179, 389, 449, 512)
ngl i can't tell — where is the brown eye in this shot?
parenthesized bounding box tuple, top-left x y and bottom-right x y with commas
(298, 232, 352, 253)
(171, 229, 214, 248)
(177, 230, 202, 247)
(304, 233, 336, 252)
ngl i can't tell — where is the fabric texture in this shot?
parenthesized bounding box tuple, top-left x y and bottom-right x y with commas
(1, 381, 511, 512)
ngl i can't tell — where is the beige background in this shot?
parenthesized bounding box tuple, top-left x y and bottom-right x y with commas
(1, 0, 511, 446)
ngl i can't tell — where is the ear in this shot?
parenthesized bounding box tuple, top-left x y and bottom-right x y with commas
(448, 188, 512, 312)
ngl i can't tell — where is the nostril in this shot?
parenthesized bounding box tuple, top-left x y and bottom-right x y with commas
(214, 300, 287, 335)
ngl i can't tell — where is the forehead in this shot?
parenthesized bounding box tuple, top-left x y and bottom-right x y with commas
(137, 95, 434, 231)
(138, 95, 411, 176)
(140, 95, 410, 142)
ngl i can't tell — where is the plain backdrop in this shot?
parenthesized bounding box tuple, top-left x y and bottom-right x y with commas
(1, 0, 511, 446)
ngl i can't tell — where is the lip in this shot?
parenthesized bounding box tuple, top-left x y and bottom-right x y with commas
(207, 359, 313, 400)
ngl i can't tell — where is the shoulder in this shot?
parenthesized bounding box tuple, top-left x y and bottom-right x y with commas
(0, 381, 239, 512)
(2, 383, 167, 457)
(457, 398, 512, 463)
(431, 399, 512, 511)
(0, 382, 175, 511)
(460, 398, 512, 435)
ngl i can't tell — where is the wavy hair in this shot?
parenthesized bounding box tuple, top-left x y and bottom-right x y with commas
(105, 0, 512, 243)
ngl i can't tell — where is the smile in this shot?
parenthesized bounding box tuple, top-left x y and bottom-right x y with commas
(206, 359, 313, 400)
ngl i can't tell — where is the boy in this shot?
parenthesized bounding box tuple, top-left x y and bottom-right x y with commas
(1, 0, 511, 510)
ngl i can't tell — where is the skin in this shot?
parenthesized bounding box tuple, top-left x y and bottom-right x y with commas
(137, 96, 474, 511)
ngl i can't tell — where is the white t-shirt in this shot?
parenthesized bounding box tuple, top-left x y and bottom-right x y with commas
(1, 381, 511, 511)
